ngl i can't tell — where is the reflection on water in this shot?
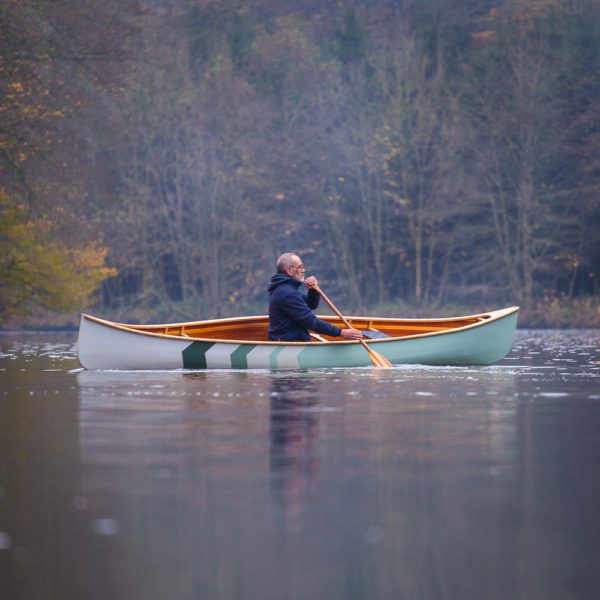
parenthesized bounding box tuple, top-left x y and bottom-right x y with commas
(269, 376, 321, 532)
(0, 330, 599, 599)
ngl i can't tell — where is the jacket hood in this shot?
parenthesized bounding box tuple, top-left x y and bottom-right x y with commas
(268, 273, 301, 292)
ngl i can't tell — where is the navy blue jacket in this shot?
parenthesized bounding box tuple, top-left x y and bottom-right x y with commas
(268, 274, 342, 342)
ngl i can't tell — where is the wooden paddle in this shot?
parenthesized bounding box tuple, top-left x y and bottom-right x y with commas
(312, 284, 393, 368)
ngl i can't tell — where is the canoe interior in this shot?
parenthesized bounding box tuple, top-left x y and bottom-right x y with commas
(123, 314, 491, 342)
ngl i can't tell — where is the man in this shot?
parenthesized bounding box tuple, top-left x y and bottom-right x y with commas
(268, 252, 363, 342)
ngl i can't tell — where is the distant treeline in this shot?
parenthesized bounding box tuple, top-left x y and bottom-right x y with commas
(1, 0, 599, 322)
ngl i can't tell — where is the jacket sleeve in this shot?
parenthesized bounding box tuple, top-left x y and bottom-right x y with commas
(312, 317, 342, 338)
(280, 290, 341, 337)
(306, 288, 340, 336)
(306, 288, 320, 309)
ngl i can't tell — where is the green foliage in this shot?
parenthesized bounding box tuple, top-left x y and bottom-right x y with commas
(186, 5, 219, 66)
(185, 5, 256, 71)
(230, 12, 256, 69)
(335, 9, 365, 64)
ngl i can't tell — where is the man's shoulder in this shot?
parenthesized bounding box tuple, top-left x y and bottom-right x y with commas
(271, 280, 303, 301)
(272, 278, 296, 292)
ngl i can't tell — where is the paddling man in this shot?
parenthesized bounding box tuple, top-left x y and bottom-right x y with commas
(268, 252, 363, 342)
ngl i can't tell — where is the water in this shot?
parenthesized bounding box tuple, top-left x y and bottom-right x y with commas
(1, 330, 599, 600)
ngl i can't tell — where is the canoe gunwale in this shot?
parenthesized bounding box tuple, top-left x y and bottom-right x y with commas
(80, 306, 519, 346)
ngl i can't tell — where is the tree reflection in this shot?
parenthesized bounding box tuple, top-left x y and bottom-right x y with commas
(269, 375, 321, 533)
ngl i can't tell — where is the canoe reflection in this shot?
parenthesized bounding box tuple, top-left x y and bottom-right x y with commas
(269, 376, 320, 532)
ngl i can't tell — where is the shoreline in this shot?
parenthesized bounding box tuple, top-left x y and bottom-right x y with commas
(2, 298, 599, 332)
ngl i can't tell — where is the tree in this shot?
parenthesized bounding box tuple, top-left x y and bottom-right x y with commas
(106, 4, 271, 318)
(464, 6, 588, 305)
(0, 190, 115, 321)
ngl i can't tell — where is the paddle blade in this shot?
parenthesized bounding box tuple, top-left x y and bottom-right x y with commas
(363, 342, 393, 368)
(375, 352, 393, 368)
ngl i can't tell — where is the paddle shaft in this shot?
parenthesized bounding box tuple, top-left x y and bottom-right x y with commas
(312, 284, 392, 367)
(313, 284, 353, 329)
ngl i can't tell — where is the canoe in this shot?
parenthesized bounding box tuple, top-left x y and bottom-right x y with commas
(77, 306, 519, 370)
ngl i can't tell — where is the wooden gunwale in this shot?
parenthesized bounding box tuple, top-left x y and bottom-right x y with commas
(81, 307, 519, 346)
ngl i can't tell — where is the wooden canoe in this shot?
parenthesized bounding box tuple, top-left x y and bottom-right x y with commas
(77, 307, 519, 370)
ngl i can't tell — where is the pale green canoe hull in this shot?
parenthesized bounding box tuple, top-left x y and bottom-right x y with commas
(77, 308, 519, 370)
(294, 309, 518, 368)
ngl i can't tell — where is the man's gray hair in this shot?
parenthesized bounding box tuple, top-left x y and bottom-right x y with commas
(276, 252, 299, 273)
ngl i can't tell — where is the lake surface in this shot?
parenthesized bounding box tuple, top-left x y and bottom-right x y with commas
(1, 330, 599, 600)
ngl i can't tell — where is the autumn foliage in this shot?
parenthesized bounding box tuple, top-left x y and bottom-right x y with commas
(0, 191, 116, 322)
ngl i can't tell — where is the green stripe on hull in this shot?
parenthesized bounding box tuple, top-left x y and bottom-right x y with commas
(230, 344, 256, 369)
(269, 346, 285, 369)
(182, 342, 215, 369)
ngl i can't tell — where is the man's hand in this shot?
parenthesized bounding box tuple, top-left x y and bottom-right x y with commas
(304, 276, 318, 289)
(340, 328, 363, 340)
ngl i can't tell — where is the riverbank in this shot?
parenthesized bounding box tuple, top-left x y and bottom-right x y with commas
(375, 297, 600, 329)
(2, 297, 599, 331)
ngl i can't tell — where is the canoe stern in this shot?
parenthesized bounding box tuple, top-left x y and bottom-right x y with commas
(77, 315, 190, 370)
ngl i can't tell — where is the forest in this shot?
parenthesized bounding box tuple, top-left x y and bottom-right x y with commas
(1, 0, 599, 326)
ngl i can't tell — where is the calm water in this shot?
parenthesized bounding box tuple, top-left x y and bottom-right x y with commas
(1, 330, 599, 600)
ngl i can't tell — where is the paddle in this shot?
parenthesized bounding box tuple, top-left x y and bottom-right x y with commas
(312, 284, 393, 368)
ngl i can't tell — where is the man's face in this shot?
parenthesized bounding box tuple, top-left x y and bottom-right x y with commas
(286, 256, 306, 283)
